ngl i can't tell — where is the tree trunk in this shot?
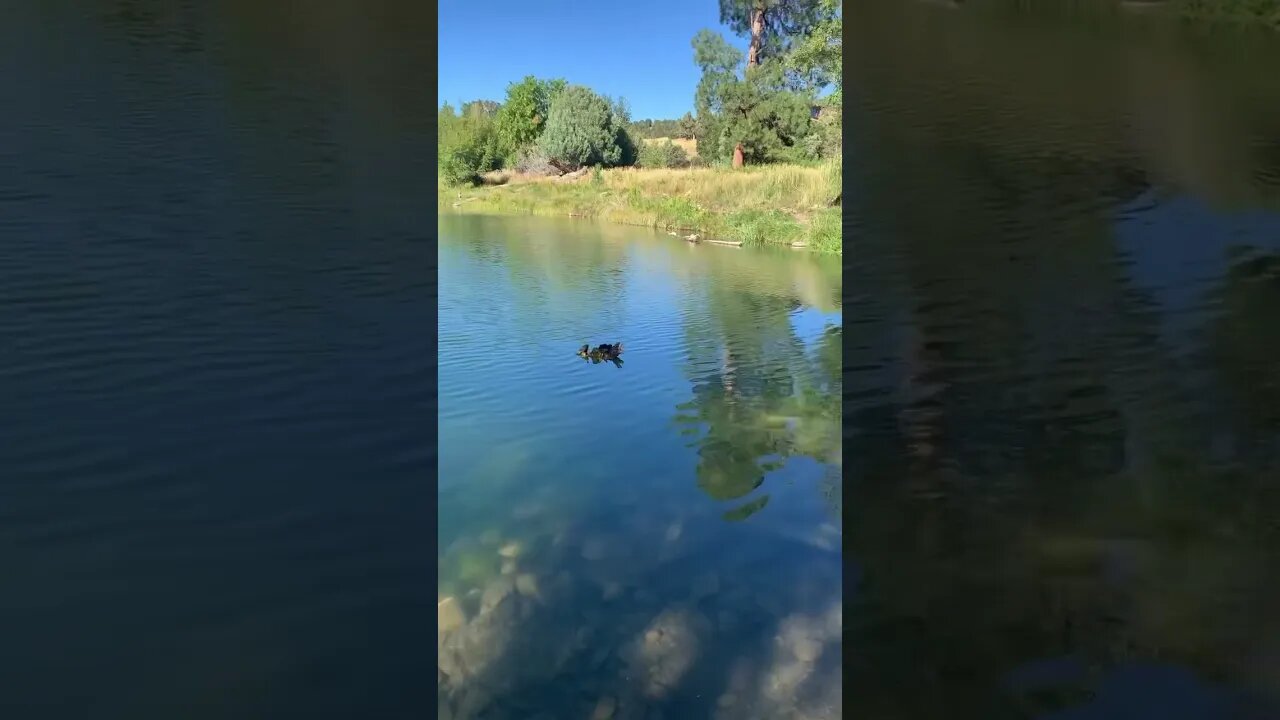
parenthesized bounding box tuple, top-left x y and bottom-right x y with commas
(747, 6, 766, 68)
(733, 143, 745, 169)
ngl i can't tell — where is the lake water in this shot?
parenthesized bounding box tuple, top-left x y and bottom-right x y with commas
(437, 215, 843, 719)
(845, 1, 1280, 717)
(2, 2, 433, 717)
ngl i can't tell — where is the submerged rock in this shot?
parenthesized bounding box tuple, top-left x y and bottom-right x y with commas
(439, 596, 466, 634)
(480, 576, 516, 613)
(624, 606, 712, 698)
(591, 695, 617, 720)
(498, 541, 523, 559)
(515, 573, 541, 599)
(792, 637, 822, 663)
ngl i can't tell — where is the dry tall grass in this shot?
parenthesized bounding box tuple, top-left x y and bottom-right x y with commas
(641, 136, 699, 157)
(441, 162, 842, 252)
(602, 165, 829, 213)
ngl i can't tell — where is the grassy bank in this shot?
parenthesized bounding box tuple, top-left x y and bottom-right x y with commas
(1175, 0, 1280, 27)
(439, 163, 843, 253)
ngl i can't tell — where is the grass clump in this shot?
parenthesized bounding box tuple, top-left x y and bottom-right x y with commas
(805, 208, 842, 253)
(724, 209, 804, 245)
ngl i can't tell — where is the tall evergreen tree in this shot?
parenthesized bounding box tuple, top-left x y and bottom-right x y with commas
(718, 0, 830, 68)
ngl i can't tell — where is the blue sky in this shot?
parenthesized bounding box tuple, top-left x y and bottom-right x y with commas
(438, 0, 749, 120)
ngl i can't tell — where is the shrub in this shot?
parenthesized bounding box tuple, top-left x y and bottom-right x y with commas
(638, 140, 690, 169)
(438, 102, 502, 186)
(538, 85, 632, 171)
(494, 76, 567, 163)
(616, 126, 641, 167)
(440, 144, 483, 186)
(513, 145, 557, 176)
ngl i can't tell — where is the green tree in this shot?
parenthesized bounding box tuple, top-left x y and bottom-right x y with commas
(438, 101, 501, 186)
(537, 85, 634, 171)
(677, 112, 698, 140)
(493, 76, 567, 162)
(718, 0, 830, 68)
(692, 30, 812, 165)
(692, 29, 743, 163)
(461, 99, 500, 118)
(783, 0, 841, 101)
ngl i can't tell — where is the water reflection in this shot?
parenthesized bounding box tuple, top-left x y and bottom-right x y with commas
(438, 215, 841, 719)
(846, 2, 1280, 716)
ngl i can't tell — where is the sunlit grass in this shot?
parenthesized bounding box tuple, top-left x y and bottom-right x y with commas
(642, 136, 699, 157)
(440, 162, 842, 252)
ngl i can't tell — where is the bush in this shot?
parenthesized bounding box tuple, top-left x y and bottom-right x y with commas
(616, 127, 641, 168)
(440, 145, 483, 186)
(538, 85, 631, 171)
(438, 103, 502, 187)
(638, 140, 690, 169)
(513, 145, 557, 176)
(494, 76, 567, 163)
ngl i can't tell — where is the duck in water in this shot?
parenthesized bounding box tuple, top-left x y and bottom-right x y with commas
(577, 342, 624, 365)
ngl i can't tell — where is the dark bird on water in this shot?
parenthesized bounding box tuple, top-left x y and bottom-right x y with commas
(577, 342, 624, 364)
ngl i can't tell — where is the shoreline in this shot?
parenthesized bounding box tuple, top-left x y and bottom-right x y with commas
(436, 164, 842, 254)
(442, 207, 813, 250)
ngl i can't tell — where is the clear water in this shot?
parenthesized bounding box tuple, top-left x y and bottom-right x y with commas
(437, 215, 842, 720)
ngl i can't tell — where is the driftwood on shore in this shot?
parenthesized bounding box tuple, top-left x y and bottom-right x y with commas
(555, 167, 591, 183)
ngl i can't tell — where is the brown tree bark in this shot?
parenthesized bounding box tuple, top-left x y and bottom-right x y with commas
(746, 6, 766, 68)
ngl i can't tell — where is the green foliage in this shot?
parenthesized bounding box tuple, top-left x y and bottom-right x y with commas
(461, 99, 501, 118)
(802, 105, 841, 160)
(723, 208, 804, 244)
(1176, 0, 1280, 26)
(616, 126, 642, 167)
(692, 30, 815, 165)
(677, 112, 698, 140)
(805, 207, 841, 253)
(783, 0, 841, 99)
(718, 0, 831, 64)
(724, 63, 814, 164)
(438, 102, 502, 186)
(693, 29, 743, 115)
(629, 118, 675, 139)
(538, 85, 634, 170)
(494, 76, 567, 163)
(639, 139, 690, 168)
(629, 116, 700, 140)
